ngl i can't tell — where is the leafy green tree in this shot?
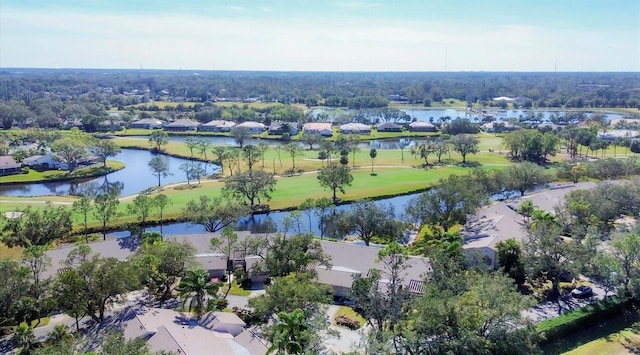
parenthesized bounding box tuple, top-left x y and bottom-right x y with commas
(249, 233, 331, 278)
(89, 139, 121, 167)
(196, 138, 211, 160)
(153, 194, 171, 235)
(148, 156, 171, 187)
(133, 240, 194, 302)
(523, 219, 577, 297)
(99, 330, 154, 355)
(51, 137, 87, 172)
(450, 134, 480, 164)
(148, 130, 169, 152)
(185, 136, 198, 158)
(267, 308, 312, 355)
(317, 163, 353, 204)
(611, 232, 640, 297)
(432, 139, 449, 164)
(52, 269, 87, 331)
(496, 239, 526, 285)
(517, 200, 536, 224)
(12, 323, 35, 355)
(223, 170, 277, 208)
(177, 268, 222, 319)
(210, 227, 241, 295)
(184, 195, 250, 232)
(248, 272, 332, 322)
(1, 203, 73, 247)
(127, 194, 154, 229)
(406, 174, 486, 232)
(73, 196, 93, 242)
(231, 126, 251, 147)
(0, 259, 30, 327)
(93, 193, 119, 240)
(242, 144, 261, 172)
(369, 148, 377, 173)
(63, 249, 140, 323)
(398, 270, 538, 355)
(301, 131, 322, 150)
(283, 142, 303, 171)
(505, 162, 552, 196)
(338, 200, 404, 246)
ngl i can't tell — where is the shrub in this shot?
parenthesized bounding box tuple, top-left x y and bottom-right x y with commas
(537, 296, 629, 343)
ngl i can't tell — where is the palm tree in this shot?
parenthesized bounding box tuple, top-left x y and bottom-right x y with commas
(267, 308, 311, 355)
(12, 323, 35, 354)
(530, 208, 557, 231)
(141, 231, 163, 246)
(518, 200, 535, 224)
(176, 269, 221, 319)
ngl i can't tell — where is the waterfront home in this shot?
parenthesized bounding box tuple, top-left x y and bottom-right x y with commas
(303, 122, 333, 137)
(408, 121, 437, 132)
(0, 156, 21, 176)
(164, 119, 201, 132)
(376, 122, 403, 132)
(199, 120, 236, 132)
(268, 121, 299, 135)
(339, 123, 371, 135)
(128, 118, 165, 130)
(236, 121, 266, 133)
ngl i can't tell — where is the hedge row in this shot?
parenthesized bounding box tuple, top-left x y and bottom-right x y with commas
(536, 296, 631, 343)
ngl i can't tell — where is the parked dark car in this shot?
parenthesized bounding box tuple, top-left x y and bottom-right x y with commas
(571, 285, 593, 298)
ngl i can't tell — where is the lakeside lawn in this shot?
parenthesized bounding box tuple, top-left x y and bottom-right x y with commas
(0, 161, 125, 184)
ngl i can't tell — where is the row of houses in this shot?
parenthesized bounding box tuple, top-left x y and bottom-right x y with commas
(39, 233, 431, 354)
(0, 152, 100, 176)
(129, 118, 438, 136)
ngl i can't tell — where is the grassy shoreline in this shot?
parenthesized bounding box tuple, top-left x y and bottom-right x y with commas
(0, 161, 125, 185)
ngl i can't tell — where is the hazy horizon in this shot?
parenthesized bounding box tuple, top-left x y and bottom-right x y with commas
(1, 0, 638, 72)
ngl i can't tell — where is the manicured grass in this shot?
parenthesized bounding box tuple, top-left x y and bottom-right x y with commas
(333, 306, 366, 328)
(0, 161, 124, 184)
(221, 282, 251, 297)
(563, 326, 640, 355)
(19, 317, 50, 328)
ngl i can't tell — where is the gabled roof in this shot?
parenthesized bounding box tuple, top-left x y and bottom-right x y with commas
(303, 122, 332, 131)
(203, 120, 236, 128)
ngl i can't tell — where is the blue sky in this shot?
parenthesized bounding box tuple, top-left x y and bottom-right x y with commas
(1, 0, 638, 71)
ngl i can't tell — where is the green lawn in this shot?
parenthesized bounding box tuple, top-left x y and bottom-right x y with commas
(564, 326, 640, 355)
(0, 161, 124, 184)
(333, 306, 366, 328)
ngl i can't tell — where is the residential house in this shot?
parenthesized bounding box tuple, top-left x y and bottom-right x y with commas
(120, 307, 267, 355)
(339, 123, 371, 135)
(462, 182, 598, 268)
(268, 121, 299, 135)
(597, 129, 639, 141)
(199, 120, 236, 132)
(376, 122, 402, 132)
(0, 156, 21, 176)
(303, 122, 333, 137)
(21, 152, 98, 171)
(408, 121, 437, 132)
(164, 119, 201, 132)
(236, 121, 266, 133)
(128, 118, 165, 130)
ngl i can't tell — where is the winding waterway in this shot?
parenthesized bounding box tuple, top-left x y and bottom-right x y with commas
(0, 149, 219, 197)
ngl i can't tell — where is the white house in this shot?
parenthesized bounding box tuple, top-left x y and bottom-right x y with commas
(303, 122, 333, 137)
(236, 121, 266, 133)
(339, 123, 371, 134)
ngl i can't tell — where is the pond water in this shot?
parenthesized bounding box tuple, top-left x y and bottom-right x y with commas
(109, 192, 418, 238)
(0, 149, 220, 197)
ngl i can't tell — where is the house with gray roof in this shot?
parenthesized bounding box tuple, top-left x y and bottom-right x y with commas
(408, 121, 437, 132)
(461, 182, 598, 268)
(0, 155, 21, 176)
(236, 121, 266, 133)
(199, 120, 236, 132)
(120, 307, 267, 355)
(339, 123, 371, 134)
(164, 119, 201, 132)
(128, 118, 165, 129)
